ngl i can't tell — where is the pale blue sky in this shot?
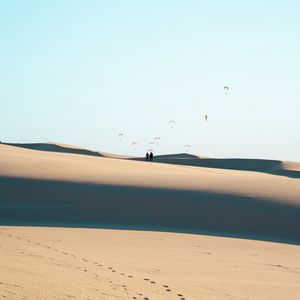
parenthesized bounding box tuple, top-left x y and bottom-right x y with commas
(1, 1, 299, 161)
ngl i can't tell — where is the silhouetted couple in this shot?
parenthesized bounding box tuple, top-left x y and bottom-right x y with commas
(146, 152, 153, 162)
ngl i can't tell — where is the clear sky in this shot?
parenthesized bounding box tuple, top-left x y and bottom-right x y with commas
(1, 0, 299, 161)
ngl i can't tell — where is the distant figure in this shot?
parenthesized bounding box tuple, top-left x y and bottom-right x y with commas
(149, 152, 153, 162)
(146, 152, 149, 161)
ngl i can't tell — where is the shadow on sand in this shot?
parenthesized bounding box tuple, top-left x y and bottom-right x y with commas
(1, 176, 299, 245)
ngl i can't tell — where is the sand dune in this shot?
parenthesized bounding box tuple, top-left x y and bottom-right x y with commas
(1, 143, 299, 243)
(5, 142, 299, 178)
(1, 143, 300, 299)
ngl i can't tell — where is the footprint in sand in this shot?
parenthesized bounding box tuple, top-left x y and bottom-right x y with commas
(14, 241, 146, 298)
(166, 289, 171, 292)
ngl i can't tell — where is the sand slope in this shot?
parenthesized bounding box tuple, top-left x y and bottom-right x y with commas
(0, 226, 299, 300)
(0, 143, 299, 242)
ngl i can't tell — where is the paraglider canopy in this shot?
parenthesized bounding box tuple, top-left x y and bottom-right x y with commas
(118, 133, 124, 141)
(224, 86, 229, 94)
(132, 141, 138, 151)
(184, 144, 191, 153)
(169, 120, 175, 128)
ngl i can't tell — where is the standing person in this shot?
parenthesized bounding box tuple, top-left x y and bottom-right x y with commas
(146, 152, 149, 161)
(149, 152, 153, 162)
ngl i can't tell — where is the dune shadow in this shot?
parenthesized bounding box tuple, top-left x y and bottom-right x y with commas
(131, 155, 300, 179)
(3, 143, 102, 158)
(0, 176, 299, 245)
(273, 167, 300, 179)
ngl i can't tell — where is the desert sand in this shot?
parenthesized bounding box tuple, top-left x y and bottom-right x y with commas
(0, 143, 300, 299)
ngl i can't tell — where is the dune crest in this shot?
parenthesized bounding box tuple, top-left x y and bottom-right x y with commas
(3, 142, 102, 157)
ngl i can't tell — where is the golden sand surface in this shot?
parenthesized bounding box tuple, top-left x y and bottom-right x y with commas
(1, 226, 300, 300)
(0, 143, 299, 299)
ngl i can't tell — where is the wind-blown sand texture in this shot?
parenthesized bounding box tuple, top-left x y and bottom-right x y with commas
(0, 143, 300, 299)
(0, 227, 299, 299)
